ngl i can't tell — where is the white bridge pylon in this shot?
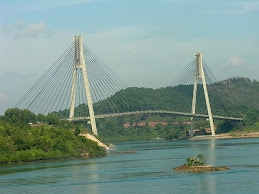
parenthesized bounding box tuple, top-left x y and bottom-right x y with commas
(190, 52, 215, 137)
(69, 35, 98, 136)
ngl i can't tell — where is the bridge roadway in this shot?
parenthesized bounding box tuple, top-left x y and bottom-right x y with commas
(65, 110, 243, 122)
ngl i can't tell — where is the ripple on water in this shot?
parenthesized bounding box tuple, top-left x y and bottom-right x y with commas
(1, 138, 259, 193)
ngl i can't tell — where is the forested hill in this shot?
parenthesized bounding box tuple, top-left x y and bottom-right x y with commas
(208, 77, 259, 112)
(56, 77, 259, 118)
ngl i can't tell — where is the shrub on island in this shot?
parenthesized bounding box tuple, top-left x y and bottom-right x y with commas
(174, 154, 229, 172)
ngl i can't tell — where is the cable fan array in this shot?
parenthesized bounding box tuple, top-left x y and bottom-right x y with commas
(15, 40, 233, 119)
(171, 59, 216, 86)
(170, 58, 230, 116)
(15, 42, 141, 117)
(15, 44, 75, 115)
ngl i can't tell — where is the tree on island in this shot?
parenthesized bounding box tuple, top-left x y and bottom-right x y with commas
(185, 154, 206, 166)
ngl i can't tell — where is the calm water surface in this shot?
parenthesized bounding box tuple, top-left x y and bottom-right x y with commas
(1, 138, 259, 194)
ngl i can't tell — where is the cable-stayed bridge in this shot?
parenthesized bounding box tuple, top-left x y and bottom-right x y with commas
(15, 35, 242, 137)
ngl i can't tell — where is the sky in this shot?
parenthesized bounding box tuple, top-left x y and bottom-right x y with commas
(0, 0, 259, 114)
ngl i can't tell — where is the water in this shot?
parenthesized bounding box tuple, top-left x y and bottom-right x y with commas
(1, 138, 259, 194)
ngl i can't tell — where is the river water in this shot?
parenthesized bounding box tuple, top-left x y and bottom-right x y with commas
(1, 138, 259, 194)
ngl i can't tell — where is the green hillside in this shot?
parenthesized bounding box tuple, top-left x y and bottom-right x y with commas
(56, 77, 259, 119)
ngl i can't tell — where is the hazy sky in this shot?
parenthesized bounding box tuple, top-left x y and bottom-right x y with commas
(0, 0, 259, 114)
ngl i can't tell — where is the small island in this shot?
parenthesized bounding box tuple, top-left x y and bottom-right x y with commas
(174, 154, 229, 172)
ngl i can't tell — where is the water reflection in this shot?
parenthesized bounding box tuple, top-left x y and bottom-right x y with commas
(199, 140, 216, 194)
(208, 139, 216, 166)
(1, 139, 259, 193)
(87, 162, 99, 194)
(208, 139, 216, 194)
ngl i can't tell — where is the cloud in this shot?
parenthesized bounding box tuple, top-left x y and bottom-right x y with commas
(2, 19, 52, 38)
(224, 1, 259, 14)
(0, 93, 8, 104)
(225, 56, 246, 67)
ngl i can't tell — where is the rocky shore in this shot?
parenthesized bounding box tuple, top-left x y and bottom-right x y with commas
(174, 165, 229, 172)
(190, 132, 259, 140)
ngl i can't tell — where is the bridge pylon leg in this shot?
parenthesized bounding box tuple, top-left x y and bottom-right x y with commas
(190, 53, 215, 136)
(69, 67, 77, 118)
(190, 76, 198, 137)
(69, 35, 98, 136)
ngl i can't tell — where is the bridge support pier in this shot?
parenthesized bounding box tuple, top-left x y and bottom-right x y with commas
(69, 35, 98, 136)
(190, 53, 215, 137)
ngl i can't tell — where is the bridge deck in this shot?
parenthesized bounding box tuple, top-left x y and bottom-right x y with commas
(65, 110, 243, 121)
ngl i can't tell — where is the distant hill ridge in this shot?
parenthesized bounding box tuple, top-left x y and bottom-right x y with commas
(219, 76, 256, 85)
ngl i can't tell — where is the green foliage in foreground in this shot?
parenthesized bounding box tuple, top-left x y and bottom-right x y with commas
(0, 110, 106, 164)
(185, 154, 206, 166)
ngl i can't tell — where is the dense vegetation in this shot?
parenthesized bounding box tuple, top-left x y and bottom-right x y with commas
(96, 115, 191, 141)
(185, 154, 206, 166)
(0, 109, 106, 164)
(95, 109, 259, 141)
(63, 77, 259, 141)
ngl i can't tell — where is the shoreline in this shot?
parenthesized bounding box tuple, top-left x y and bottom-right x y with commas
(189, 132, 259, 140)
(0, 154, 106, 165)
(2, 133, 258, 165)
